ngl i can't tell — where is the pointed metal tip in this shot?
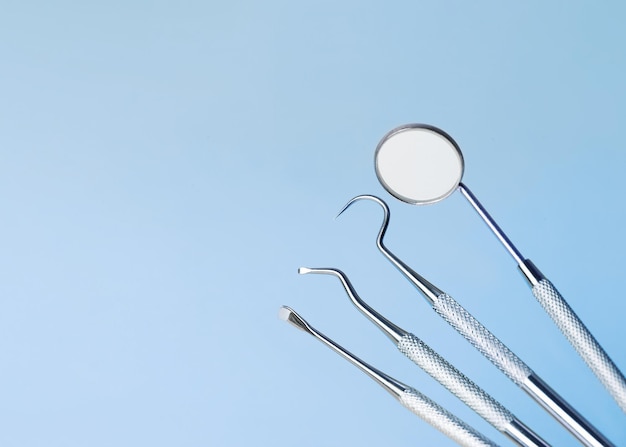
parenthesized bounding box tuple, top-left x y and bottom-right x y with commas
(336, 195, 387, 220)
(335, 201, 353, 219)
(336, 195, 370, 219)
(298, 267, 312, 275)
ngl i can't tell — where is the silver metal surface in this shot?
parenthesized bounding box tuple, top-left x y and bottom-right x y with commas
(397, 389, 501, 447)
(457, 183, 527, 271)
(504, 419, 551, 447)
(278, 305, 405, 398)
(336, 195, 615, 446)
(397, 333, 527, 442)
(374, 123, 465, 205)
(299, 267, 550, 445)
(519, 259, 545, 286)
(373, 124, 626, 413)
(298, 267, 407, 344)
(278, 306, 500, 447)
(337, 195, 443, 305)
(432, 293, 532, 387)
(522, 374, 616, 447)
(462, 183, 626, 412)
(532, 279, 626, 413)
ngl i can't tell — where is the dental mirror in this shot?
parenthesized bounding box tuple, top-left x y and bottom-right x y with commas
(374, 124, 464, 205)
(373, 123, 626, 415)
(374, 122, 524, 264)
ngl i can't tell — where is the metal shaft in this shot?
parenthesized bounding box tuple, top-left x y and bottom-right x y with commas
(301, 267, 551, 447)
(521, 374, 614, 447)
(459, 184, 626, 413)
(279, 306, 500, 447)
(336, 195, 616, 446)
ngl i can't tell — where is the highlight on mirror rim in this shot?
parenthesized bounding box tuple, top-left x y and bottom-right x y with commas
(374, 124, 465, 205)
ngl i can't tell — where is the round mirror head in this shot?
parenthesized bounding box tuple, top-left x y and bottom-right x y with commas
(374, 124, 464, 205)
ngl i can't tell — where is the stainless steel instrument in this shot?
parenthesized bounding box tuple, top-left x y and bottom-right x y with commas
(279, 305, 501, 447)
(299, 267, 550, 447)
(373, 124, 626, 415)
(336, 194, 615, 447)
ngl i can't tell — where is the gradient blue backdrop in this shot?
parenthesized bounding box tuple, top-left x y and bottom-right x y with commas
(1, 1, 625, 446)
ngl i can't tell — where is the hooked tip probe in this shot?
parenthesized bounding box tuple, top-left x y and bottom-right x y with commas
(332, 196, 615, 446)
(335, 201, 354, 219)
(336, 194, 388, 219)
(334, 195, 443, 303)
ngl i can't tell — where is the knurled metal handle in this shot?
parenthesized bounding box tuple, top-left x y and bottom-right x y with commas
(398, 387, 501, 447)
(430, 293, 614, 446)
(431, 293, 533, 386)
(398, 333, 514, 432)
(532, 279, 626, 413)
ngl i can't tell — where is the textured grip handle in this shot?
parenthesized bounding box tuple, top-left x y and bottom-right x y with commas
(432, 294, 532, 386)
(398, 334, 514, 431)
(398, 387, 500, 447)
(532, 279, 626, 412)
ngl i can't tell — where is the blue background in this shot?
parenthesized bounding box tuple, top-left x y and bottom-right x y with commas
(1, 1, 625, 445)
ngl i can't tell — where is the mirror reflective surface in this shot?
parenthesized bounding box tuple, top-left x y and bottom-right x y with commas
(375, 125, 465, 205)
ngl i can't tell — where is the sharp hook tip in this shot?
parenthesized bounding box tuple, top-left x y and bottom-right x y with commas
(335, 195, 389, 222)
(335, 204, 351, 219)
(336, 195, 370, 219)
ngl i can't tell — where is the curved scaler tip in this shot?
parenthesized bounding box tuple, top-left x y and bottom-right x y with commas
(297, 267, 407, 343)
(335, 200, 354, 219)
(336, 195, 391, 250)
(299, 267, 343, 277)
(336, 195, 389, 220)
(335, 195, 382, 219)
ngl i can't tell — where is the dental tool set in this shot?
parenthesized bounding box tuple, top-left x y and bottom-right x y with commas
(279, 124, 624, 446)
